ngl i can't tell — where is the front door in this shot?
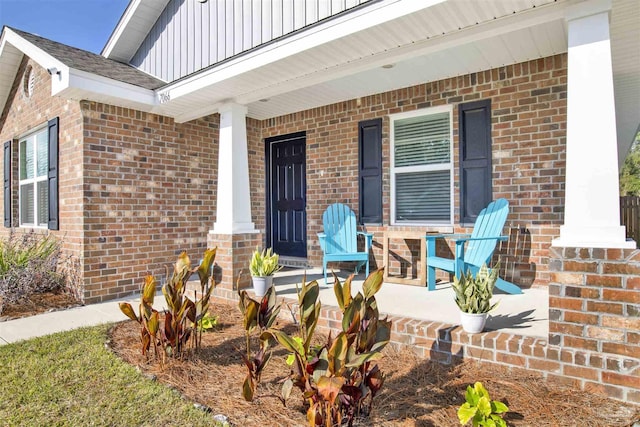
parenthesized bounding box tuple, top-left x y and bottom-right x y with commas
(267, 132, 306, 257)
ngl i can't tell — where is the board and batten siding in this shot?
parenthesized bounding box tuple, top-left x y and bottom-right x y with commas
(131, 0, 372, 82)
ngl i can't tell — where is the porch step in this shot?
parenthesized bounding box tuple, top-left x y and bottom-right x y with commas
(279, 256, 311, 269)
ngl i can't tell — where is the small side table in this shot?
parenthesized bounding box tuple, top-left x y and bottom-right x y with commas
(382, 230, 427, 286)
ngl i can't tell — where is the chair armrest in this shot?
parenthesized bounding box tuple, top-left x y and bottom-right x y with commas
(425, 233, 471, 241)
(453, 235, 508, 244)
(317, 233, 327, 252)
(357, 231, 373, 251)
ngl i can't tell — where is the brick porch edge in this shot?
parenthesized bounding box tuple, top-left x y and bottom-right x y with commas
(212, 246, 640, 404)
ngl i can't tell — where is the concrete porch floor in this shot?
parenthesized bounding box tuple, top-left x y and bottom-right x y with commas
(272, 267, 549, 339)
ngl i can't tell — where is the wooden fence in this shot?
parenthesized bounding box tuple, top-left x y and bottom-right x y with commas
(620, 195, 640, 246)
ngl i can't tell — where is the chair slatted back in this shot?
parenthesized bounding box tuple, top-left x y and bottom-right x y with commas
(322, 203, 358, 254)
(465, 198, 509, 267)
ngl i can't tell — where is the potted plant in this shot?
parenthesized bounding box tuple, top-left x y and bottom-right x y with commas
(249, 247, 282, 297)
(452, 263, 499, 333)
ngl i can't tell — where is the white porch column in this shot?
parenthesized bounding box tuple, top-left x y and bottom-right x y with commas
(553, 0, 634, 249)
(211, 103, 258, 234)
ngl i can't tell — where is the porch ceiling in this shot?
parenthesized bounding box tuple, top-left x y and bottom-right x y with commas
(157, 0, 565, 122)
(153, 0, 638, 163)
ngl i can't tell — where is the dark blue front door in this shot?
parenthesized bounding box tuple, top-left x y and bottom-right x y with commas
(268, 133, 306, 257)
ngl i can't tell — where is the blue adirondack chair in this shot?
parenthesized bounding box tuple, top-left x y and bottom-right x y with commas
(318, 203, 373, 286)
(425, 198, 522, 294)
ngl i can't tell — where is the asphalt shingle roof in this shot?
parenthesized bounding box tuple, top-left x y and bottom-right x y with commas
(10, 27, 165, 91)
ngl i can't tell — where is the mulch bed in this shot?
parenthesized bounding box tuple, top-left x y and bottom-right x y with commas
(109, 301, 640, 427)
(0, 291, 81, 321)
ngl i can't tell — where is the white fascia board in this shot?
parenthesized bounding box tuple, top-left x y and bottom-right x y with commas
(158, 0, 445, 103)
(102, 0, 143, 60)
(66, 67, 157, 107)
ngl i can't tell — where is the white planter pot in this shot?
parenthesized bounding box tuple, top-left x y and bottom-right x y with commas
(460, 311, 488, 334)
(251, 276, 273, 298)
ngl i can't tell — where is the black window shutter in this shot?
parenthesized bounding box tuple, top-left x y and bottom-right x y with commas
(358, 118, 383, 224)
(3, 140, 11, 228)
(459, 99, 493, 225)
(47, 117, 59, 230)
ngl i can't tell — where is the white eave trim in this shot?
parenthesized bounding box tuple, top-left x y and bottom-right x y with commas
(158, 0, 445, 106)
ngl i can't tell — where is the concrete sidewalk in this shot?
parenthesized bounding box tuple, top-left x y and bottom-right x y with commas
(0, 293, 167, 346)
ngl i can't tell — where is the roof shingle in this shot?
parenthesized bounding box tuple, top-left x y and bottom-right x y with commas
(10, 27, 165, 91)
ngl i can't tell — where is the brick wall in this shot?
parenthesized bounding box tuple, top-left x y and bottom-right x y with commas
(0, 58, 84, 281)
(260, 55, 567, 288)
(547, 246, 640, 400)
(80, 102, 219, 302)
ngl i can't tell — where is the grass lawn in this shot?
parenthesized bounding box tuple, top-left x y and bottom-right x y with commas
(0, 324, 218, 426)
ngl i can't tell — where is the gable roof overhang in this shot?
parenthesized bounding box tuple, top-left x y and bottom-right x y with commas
(0, 27, 159, 115)
(102, 0, 170, 62)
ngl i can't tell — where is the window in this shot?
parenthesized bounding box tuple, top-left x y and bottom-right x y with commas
(19, 127, 48, 227)
(391, 106, 453, 225)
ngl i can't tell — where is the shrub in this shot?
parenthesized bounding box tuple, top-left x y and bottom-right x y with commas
(270, 268, 391, 427)
(119, 248, 217, 363)
(0, 231, 66, 314)
(238, 286, 281, 401)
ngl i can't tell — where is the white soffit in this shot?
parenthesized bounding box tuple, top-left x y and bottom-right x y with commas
(102, 0, 170, 62)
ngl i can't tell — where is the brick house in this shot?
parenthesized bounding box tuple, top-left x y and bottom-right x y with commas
(0, 0, 639, 401)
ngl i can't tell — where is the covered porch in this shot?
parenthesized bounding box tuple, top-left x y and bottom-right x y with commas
(272, 267, 549, 339)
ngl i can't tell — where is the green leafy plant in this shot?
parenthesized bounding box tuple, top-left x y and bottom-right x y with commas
(196, 312, 218, 331)
(119, 275, 161, 359)
(238, 285, 281, 401)
(119, 248, 217, 362)
(270, 268, 391, 427)
(452, 264, 499, 314)
(249, 247, 282, 277)
(162, 249, 217, 358)
(458, 382, 509, 427)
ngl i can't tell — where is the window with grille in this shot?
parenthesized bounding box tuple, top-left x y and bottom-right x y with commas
(391, 106, 453, 225)
(19, 127, 48, 227)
